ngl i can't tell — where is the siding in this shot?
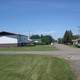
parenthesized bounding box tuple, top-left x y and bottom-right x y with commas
(17, 35, 28, 43)
(0, 36, 17, 44)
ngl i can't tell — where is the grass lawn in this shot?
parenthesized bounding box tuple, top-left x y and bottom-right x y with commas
(0, 54, 74, 80)
(0, 45, 57, 51)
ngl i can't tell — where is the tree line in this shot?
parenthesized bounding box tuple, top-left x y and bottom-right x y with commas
(30, 30, 79, 45)
(30, 34, 55, 45)
(58, 30, 80, 44)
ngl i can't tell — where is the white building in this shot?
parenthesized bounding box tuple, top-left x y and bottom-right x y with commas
(0, 31, 29, 47)
(72, 38, 80, 47)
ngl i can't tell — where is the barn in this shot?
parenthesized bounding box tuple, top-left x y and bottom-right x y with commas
(0, 31, 29, 47)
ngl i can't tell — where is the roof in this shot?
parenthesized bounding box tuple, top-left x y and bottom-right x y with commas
(0, 31, 27, 37)
(32, 39, 42, 43)
(72, 38, 80, 42)
(0, 31, 17, 36)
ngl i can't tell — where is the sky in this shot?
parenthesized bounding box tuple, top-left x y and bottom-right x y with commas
(0, 0, 80, 39)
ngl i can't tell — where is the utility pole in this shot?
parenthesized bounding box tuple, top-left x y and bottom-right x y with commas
(28, 32, 30, 40)
(77, 26, 80, 37)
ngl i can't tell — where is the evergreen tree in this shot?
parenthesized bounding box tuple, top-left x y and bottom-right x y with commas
(63, 30, 73, 44)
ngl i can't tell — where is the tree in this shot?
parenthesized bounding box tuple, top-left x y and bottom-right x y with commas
(41, 35, 54, 45)
(30, 35, 40, 39)
(73, 35, 80, 39)
(30, 34, 54, 45)
(63, 30, 73, 44)
(58, 38, 63, 44)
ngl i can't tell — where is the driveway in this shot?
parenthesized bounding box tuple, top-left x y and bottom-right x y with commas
(54, 44, 80, 80)
(0, 44, 80, 80)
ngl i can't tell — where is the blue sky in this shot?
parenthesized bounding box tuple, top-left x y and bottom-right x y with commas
(0, 0, 80, 39)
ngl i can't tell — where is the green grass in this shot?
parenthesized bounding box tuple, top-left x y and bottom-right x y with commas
(0, 45, 57, 51)
(0, 54, 74, 80)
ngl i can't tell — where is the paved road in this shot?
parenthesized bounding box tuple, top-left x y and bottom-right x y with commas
(0, 44, 80, 80)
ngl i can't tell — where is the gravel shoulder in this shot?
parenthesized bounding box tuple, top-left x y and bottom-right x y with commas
(54, 44, 80, 80)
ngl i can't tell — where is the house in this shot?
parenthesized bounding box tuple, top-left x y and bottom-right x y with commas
(72, 38, 80, 47)
(0, 31, 29, 47)
(32, 39, 42, 44)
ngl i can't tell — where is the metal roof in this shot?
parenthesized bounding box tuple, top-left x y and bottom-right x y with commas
(0, 31, 27, 37)
(0, 31, 17, 35)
